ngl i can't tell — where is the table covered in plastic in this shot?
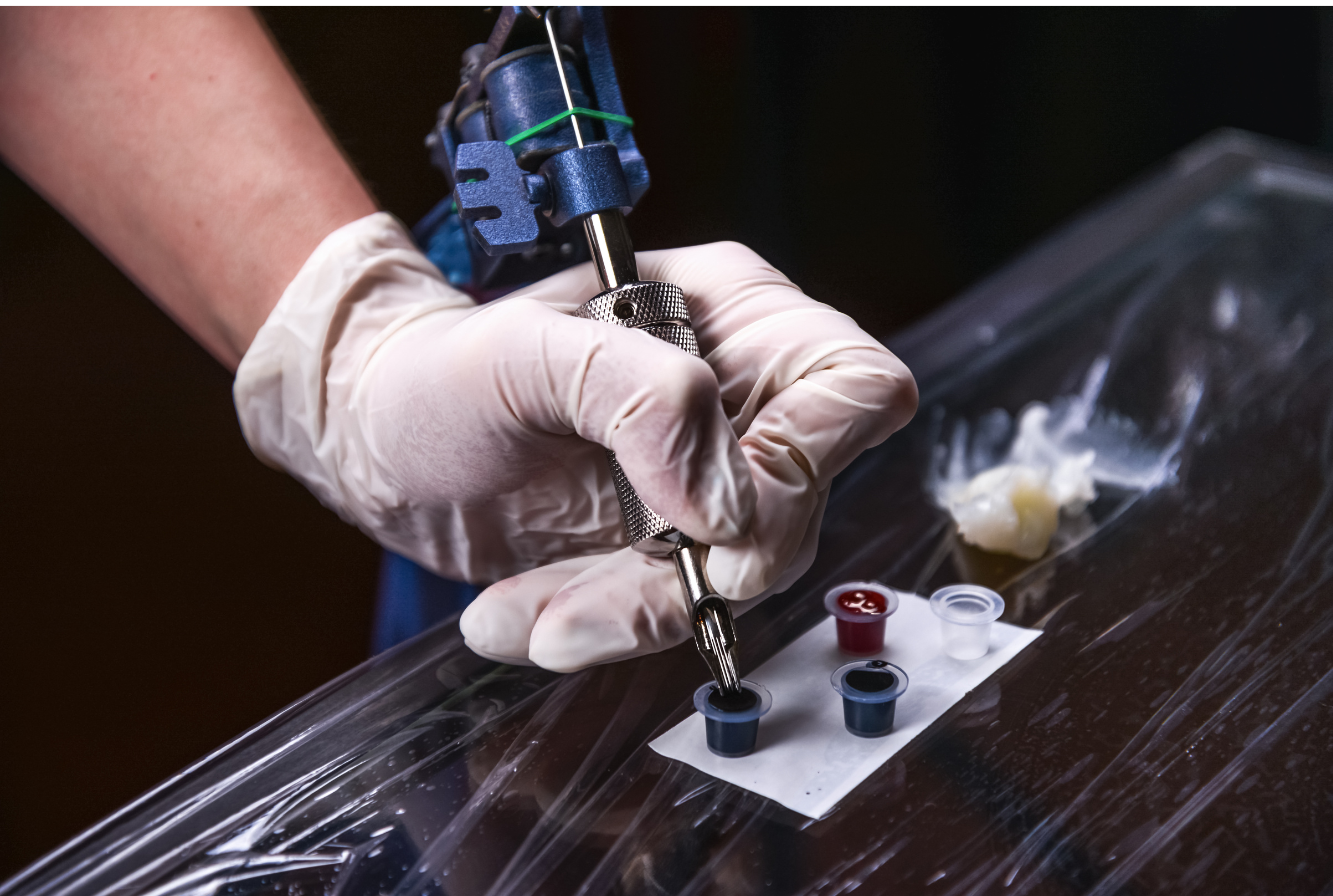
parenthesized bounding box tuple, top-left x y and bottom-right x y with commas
(8, 130, 1333, 896)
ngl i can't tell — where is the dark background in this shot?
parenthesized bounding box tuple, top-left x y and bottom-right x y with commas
(0, 7, 1326, 879)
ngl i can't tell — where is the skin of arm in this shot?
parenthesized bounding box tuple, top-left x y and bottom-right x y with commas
(0, 8, 377, 369)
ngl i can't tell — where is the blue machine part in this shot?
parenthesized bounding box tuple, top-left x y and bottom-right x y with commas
(371, 552, 481, 655)
(483, 47, 589, 163)
(411, 196, 472, 286)
(454, 141, 544, 252)
(419, 6, 648, 290)
(537, 142, 632, 227)
(576, 6, 648, 206)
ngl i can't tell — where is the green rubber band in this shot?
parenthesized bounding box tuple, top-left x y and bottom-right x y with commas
(503, 107, 634, 147)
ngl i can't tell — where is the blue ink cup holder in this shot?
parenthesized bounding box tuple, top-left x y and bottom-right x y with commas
(832, 660, 909, 737)
(694, 679, 773, 758)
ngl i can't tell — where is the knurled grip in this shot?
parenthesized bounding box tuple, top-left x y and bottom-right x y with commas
(574, 280, 697, 549)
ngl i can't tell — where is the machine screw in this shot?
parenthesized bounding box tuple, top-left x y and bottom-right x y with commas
(613, 299, 637, 320)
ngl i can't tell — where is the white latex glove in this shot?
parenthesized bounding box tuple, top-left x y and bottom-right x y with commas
(236, 212, 752, 581)
(235, 213, 916, 673)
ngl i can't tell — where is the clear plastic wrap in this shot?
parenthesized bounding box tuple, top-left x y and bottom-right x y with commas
(9, 130, 1333, 895)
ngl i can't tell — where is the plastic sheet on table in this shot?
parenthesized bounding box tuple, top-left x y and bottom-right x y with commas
(9, 130, 1333, 896)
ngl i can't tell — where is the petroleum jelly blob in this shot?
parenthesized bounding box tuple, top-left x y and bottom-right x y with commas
(946, 464, 1066, 560)
(938, 406, 1097, 560)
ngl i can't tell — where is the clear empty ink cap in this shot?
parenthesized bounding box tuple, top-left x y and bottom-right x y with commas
(929, 584, 1005, 660)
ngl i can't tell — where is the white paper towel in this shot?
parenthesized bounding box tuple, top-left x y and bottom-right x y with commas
(649, 592, 1041, 819)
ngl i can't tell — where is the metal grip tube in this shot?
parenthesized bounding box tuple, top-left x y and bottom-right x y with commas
(540, 10, 739, 694)
(573, 279, 698, 554)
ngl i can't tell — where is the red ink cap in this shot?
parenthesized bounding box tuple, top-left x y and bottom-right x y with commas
(823, 581, 899, 656)
(836, 589, 888, 616)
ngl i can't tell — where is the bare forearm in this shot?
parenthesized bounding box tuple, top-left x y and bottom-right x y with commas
(0, 8, 377, 368)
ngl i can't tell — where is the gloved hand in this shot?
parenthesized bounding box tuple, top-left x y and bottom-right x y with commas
(235, 212, 917, 672)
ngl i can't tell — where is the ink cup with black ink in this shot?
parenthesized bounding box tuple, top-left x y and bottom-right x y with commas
(823, 581, 900, 655)
(693, 679, 772, 758)
(929, 584, 1005, 660)
(832, 660, 908, 737)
